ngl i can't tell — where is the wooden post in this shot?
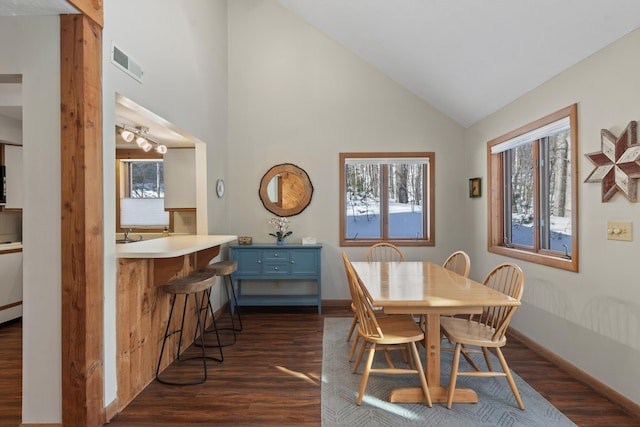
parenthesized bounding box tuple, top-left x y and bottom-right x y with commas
(60, 12, 104, 427)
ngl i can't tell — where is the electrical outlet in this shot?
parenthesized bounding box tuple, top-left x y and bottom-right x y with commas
(607, 221, 632, 241)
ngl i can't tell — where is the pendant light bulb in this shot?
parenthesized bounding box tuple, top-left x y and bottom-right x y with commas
(141, 141, 153, 152)
(156, 144, 168, 154)
(136, 136, 147, 147)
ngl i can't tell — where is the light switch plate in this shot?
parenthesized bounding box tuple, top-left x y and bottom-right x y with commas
(607, 221, 632, 241)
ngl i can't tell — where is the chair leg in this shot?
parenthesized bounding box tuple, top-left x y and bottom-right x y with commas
(157, 291, 224, 386)
(409, 341, 432, 407)
(446, 342, 462, 409)
(495, 347, 525, 409)
(481, 346, 494, 371)
(157, 293, 212, 386)
(223, 274, 243, 332)
(346, 314, 357, 341)
(155, 294, 178, 381)
(193, 289, 225, 359)
(200, 276, 242, 348)
(461, 345, 481, 371)
(353, 337, 367, 374)
(357, 343, 376, 405)
(348, 335, 359, 361)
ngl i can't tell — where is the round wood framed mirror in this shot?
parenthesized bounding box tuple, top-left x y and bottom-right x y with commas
(259, 163, 313, 217)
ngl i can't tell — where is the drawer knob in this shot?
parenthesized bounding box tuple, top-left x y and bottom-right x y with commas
(274, 253, 279, 257)
(290, 260, 294, 264)
(274, 266, 279, 271)
(257, 260, 261, 263)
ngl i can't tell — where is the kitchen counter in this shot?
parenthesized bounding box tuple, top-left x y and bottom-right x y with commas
(0, 242, 22, 253)
(116, 234, 237, 258)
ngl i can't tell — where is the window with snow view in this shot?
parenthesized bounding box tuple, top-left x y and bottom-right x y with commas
(119, 159, 169, 229)
(339, 152, 435, 247)
(488, 104, 579, 272)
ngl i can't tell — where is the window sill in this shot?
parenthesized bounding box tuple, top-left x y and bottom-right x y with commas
(488, 245, 578, 272)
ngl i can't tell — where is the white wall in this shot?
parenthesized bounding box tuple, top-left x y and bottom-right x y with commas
(466, 28, 640, 403)
(228, 0, 466, 300)
(0, 16, 62, 424)
(102, 0, 229, 406)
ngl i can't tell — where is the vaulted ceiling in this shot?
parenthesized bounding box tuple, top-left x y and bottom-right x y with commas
(278, 0, 640, 127)
(3, 1, 640, 129)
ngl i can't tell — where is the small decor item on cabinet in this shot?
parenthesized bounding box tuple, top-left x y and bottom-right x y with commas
(302, 237, 317, 245)
(268, 216, 292, 245)
(162, 226, 169, 237)
(238, 236, 253, 245)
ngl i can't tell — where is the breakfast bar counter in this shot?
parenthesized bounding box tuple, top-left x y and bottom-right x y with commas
(115, 234, 237, 410)
(116, 234, 238, 259)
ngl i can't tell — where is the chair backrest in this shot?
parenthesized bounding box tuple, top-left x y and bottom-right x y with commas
(342, 252, 383, 339)
(442, 250, 471, 277)
(478, 262, 524, 342)
(364, 243, 405, 262)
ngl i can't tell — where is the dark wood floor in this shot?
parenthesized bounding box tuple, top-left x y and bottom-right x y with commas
(1, 307, 639, 426)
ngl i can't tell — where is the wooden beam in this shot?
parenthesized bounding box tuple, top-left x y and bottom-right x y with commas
(66, 0, 103, 28)
(60, 13, 104, 427)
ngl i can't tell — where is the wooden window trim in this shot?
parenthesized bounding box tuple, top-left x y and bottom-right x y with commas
(339, 151, 435, 247)
(487, 104, 579, 272)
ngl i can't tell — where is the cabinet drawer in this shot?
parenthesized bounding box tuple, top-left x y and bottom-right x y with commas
(261, 261, 290, 275)
(260, 249, 290, 261)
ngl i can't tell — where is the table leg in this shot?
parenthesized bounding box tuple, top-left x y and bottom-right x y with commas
(388, 313, 478, 404)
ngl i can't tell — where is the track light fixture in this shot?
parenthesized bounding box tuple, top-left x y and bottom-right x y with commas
(118, 124, 168, 154)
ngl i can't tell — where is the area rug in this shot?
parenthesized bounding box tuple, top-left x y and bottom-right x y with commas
(321, 317, 576, 427)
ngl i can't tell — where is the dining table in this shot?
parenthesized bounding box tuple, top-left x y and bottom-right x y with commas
(350, 260, 521, 404)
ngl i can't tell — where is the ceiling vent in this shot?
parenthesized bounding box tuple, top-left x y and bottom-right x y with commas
(110, 44, 143, 83)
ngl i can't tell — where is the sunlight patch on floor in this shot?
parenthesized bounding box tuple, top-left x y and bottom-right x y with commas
(275, 365, 320, 385)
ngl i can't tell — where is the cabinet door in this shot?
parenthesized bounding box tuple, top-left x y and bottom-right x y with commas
(233, 249, 261, 275)
(163, 148, 196, 209)
(0, 251, 23, 323)
(290, 250, 318, 275)
(4, 145, 23, 209)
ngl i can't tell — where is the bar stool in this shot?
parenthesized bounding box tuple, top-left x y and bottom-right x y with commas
(200, 260, 242, 346)
(155, 270, 223, 386)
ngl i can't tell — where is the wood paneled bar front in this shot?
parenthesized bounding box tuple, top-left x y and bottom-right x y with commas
(115, 235, 237, 411)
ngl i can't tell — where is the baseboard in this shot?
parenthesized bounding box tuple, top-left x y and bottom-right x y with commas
(508, 327, 640, 420)
(321, 299, 351, 309)
(20, 424, 61, 427)
(104, 396, 119, 423)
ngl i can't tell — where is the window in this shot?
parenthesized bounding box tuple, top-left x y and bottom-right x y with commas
(118, 159, 169, 229)
(340, 152, 435, 247)
(488, 104, 578, 271)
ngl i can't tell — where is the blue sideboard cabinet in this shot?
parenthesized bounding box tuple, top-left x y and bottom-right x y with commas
(230, 243, 322, 314)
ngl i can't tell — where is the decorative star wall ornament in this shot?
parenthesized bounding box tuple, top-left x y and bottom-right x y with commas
(585, 121, 639, 202)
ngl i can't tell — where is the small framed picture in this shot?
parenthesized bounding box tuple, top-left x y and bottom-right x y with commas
(469, 177, 481, 198)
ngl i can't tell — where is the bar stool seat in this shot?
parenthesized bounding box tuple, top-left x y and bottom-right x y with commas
(155, 270, 223, 386)
(200, 260, 242, 347)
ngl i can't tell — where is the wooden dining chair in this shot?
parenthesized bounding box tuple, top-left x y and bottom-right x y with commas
(364, 242, 406, 262)
(419, 250, 472, 332)
(440, 262, 525, 409)
(346, 243, 406, 344)
(342, 252, 432, 407)
(442, 250, 471, 277)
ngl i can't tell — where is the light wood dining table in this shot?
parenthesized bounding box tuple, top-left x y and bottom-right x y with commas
(351, 261, 521, 404)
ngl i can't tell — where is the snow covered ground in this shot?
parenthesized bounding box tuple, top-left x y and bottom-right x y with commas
(346, 201, 572, 252)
